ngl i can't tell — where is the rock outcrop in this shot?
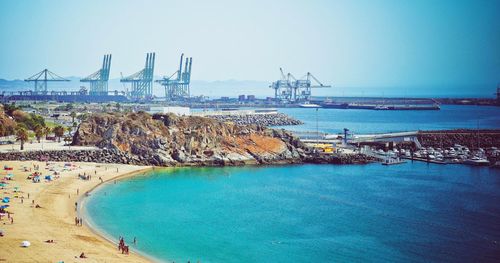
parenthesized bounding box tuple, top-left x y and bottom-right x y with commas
(72, 112, 306, 166)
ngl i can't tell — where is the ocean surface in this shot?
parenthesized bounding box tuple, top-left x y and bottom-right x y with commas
(276, 105, 500, 134)
(86, 163, 500, 263)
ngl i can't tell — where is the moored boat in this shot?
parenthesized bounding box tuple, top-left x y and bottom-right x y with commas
(463, 157, 490, 166)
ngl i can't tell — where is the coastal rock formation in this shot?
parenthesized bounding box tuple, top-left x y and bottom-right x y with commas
(71, 112, 305, 166)
(0, 149, 139, 164)
(0, 105, 17, 136)
(205, 113, 303, 126)
(418, 130, 500, 149)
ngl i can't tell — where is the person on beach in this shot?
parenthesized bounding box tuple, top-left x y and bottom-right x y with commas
(133, 237, 136, 245)
(79, 252, 87, 258)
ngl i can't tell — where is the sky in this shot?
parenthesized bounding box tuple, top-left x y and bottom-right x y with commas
(0, 0, 499, 97)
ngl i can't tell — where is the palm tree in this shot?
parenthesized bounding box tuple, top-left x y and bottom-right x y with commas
(16, 127, 29, 151)
(70, 111, 77, 123)
(43, 126, 52, 140)
(34, 125, 44, 143)
(53, 125, 65, 143)
(72, 122, 78, 133)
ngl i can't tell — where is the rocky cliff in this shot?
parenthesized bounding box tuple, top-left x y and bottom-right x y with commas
(72, 112, 306, 166)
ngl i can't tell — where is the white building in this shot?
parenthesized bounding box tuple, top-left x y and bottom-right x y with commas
(148, 106, 190, 116)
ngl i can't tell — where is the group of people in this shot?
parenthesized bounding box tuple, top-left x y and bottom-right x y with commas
(118, 237, 130, 254)
(74, 216, 83, 226)
(78, 172, 92, 181)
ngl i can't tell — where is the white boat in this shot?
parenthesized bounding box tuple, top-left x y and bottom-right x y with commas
(382, 157, 406, 165)
(299, 102, 321, 108)
(463, 157, 490, 166)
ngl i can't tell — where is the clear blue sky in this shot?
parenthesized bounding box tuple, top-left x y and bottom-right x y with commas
(0, 0, 498, 95)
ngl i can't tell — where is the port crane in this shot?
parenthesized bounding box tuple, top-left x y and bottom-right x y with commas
(156, 53, 193, 101)
(81, 54, 112, 96)
(120, 52, 155, 99)
(270, 68, 331, 103)
(24, 69, 70, 95)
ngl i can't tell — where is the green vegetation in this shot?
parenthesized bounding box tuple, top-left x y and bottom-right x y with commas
(70, 111, 77, 123)
(34, 125, 44, 143)
(54, 103, 74, 111)
(15, 127, 29, 150)
(53, 125, 65, 142)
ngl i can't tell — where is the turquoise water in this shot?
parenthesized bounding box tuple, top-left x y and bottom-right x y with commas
(86, 163, 500, 262)
(276, 105, 500, 134)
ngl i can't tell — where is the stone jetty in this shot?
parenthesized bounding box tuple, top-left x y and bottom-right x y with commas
(205, 113, 303, 126)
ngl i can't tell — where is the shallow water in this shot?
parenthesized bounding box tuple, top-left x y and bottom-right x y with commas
(86, 163, 500, 263)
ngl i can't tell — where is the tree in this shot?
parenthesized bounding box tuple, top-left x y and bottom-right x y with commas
(34, 125, 44, 143)
(76, 113, 88, 122)
(16, 127, 28, 151)
(70, 111, 77, 123)
(53, 125, 65, 142)
(43, 126, 52, 139)
(115, 103, 121, 112)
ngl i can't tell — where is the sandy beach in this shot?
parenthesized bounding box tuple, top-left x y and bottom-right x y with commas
(0, 160, 152, 262)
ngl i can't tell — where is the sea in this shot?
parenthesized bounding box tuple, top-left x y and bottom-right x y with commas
(276, 105, 500, 134)
(85, 105, 500, 263)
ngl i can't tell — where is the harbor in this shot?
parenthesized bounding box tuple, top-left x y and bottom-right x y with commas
(0, 1, 499, 262)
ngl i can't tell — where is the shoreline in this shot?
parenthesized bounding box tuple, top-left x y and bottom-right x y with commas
(77, 168, 167, 263)
(0, 161, 153, 262)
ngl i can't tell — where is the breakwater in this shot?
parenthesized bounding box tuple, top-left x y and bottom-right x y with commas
(205, 113, 303, 126)
(418, 129, 500, 149)
(0, 149, 375, 166)
(0, 149, 140, 164)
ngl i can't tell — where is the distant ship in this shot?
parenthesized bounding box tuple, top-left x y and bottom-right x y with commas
(374, 104, 441, 110)
(299, 102, 321, 108)
(321, 102, 349, 109)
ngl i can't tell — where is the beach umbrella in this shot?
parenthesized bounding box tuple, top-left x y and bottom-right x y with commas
(21, 241, 31, 247)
